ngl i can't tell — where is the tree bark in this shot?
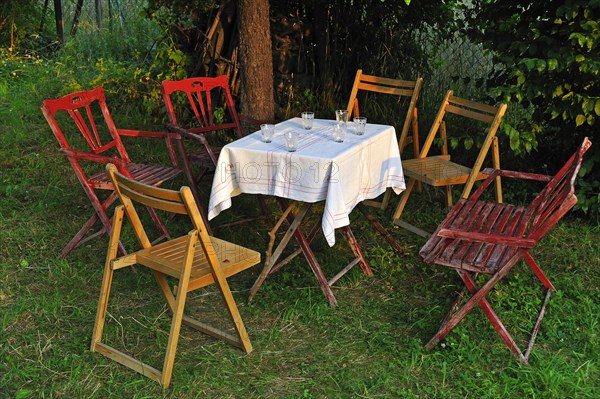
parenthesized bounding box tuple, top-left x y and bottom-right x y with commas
(53, 0, 64, 43)
(238, 0, 275, 121)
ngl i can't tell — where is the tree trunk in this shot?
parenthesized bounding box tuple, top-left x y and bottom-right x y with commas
(53, 0, 64, 43)
(238, 0, 275, 122)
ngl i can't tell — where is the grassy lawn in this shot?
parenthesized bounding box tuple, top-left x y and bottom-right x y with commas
(1, 53, 599, 398)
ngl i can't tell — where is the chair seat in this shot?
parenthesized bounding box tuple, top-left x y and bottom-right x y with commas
(88, 163, 181, 189)
(420, 199, 527, 275)
(188, 146, 225, 171)
(136, 235, 261, 290)
(403, 156, 488, 186)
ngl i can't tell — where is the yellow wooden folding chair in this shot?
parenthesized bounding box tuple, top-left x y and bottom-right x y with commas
(393, 90, 507, 237)
(346, 69, 423, 210)
(90, 164, 260, 388)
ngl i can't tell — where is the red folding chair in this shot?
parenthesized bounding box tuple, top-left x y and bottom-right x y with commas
(161, 76, 269, 230)
(41, 87, 182, 257)
(419, 137, 591, 363)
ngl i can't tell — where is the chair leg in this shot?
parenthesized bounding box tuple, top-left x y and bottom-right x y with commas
(523, 252, 555, 291)
(426, 261, 523, 360)
(160, 278, 189, 388)
(62, 192, 120, 257)
(160, 232, 196, 388)
(176, 138, 213, 235)
(445, 185, 453, 208)
(458, 271, 528, 364)
(392, 178, 416, 223)
(213, 277, 253, 353)
(91, 206, 124, 350)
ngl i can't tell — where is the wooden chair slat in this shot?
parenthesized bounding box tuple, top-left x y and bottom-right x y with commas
(443, 201, 498, 266)
(359, 73, 417, 88)
(117, 185, 188, 215)
(449, 95, 500, 114)
(356, 82, 414, 97)
(445, 104, 496, 124)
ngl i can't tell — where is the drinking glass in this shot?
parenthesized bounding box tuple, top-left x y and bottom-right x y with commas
(260, 124, 275, 143)
(335, 109, 348, 124)
(333, 123, 347, 142)
(284, 131, 299, 152)
(301, 111, 314, 130)
(353, 117, 367, 135)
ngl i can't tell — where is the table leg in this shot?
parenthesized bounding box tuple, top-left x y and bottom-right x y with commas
(248, 198, 370, 307)
(248, 202, 311, 302)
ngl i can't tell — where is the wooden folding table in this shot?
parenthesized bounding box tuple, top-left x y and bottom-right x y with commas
(208, 118, 405, 306)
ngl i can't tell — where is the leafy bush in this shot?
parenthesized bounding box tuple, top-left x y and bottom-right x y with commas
(465, 0, 599, 217)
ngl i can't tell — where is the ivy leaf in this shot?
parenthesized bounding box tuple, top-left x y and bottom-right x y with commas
(582, 99, 594, 114)
(536, 59, 546, 72)
(449, 137, 459, 149)
(552, 85, 563, 97)
(464, 137, 474, 150)
(521, 58, 535, 71)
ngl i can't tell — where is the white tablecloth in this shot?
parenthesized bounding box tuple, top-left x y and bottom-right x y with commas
(208, 117, 405, 246)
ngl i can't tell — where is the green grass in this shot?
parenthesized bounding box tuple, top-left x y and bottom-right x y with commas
(1, 51, 599, 398)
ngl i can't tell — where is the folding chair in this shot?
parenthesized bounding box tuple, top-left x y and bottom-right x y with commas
(161, 76, 269, 231)
(393, 90, 507, 237)
(91, 164, 260, 388)
(41, 87, 182, 257)
(346, 69, 423, 210)
(419, 138, 591, 364)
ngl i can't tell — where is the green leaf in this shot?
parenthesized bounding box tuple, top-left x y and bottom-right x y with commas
(595, 99, 600, 116)
(576, 114, 586, 126)
(521, 58, 536, 71)
(575, 54, 586, 62)
(509, 136, 519, 151)
(536, 59, 546, 72)
(547, 58, 558, 71)
(464, 137, 474, 150)
(582, 99, 594, 114)
(552, 85, 563, 97)
(449, 137, 459, 149)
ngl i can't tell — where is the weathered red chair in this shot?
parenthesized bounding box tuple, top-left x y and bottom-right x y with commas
(420, 137, 591, 363)
(161, 76, 269, 229)
(41, 87, 182, 257)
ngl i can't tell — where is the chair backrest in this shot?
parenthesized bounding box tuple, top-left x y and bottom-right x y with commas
(41, 87, 131, 162)
(161, 76, 244, 139)
(527, 137, 591, 241)
(106, 163, 210, 250)
(420, 90, 507, 159)
(346, 69, 423, 151)
(420, 90, 507, 199)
